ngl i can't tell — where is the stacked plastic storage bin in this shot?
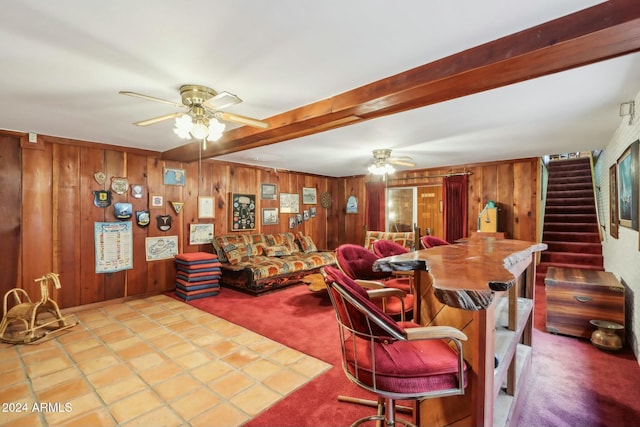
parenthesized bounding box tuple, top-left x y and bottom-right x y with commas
(174, 252, 221, 301)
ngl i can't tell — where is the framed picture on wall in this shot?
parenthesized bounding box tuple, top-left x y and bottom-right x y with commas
(198, 196, 215, 219)
(280, 193, 300, 213)
(616, 140, 639, 230)
(609, 164, 618, 239)
(163, 167, 185, 186)
(261, 183, 277, 200)
(302, 187, 317, 204)
(262, 208, 279, 225)
(231, 193, 256, 230)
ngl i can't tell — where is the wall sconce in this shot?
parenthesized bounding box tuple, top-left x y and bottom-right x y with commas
(620, 101, 635, 125)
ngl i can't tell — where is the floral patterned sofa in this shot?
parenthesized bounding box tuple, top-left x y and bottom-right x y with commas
(212, 232, 336, 295)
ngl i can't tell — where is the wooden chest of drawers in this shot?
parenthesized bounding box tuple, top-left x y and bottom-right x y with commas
(545, 267, 625, 339)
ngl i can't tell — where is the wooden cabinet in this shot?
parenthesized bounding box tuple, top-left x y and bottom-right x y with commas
(545, 267, 625, 339)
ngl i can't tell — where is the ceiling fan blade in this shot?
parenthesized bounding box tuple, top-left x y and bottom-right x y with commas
(388, 157, 416, 167)
(204, 91, 242, 110)
(133, 112, 182, 126)
(119, 91, 185, 108)
(215, 111, 269, 129)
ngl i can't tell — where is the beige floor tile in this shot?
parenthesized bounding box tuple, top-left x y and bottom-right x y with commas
(0, 294, 327, 427)
(95, 375, 148, 404)
(59, 407, 116, 427)
(209, 371, 255, 399)
(86, 363, 135, 389)
(127, 351, 166, 371)
(171, 388, 221, 420)
(138, 361, 183, 385)
(98, 327, 134, 344)
(154, 314, 184, 326)
(269, 346, 306, 365)
(30, 367, 81, 392)
(290, 355, 332, 378)
(242, 359, 283, 381)
(42, 392, 102, 426)
(147, 332, 186, 349)
(189, 402, 250, 427)
(121, 405, 184, 427)
(246, 337, 285, 356)
(222, 348, 261, 368)
(153, 373, 201, 401)
(25, 355, 72, 378)
(113, 341, 155, 360)
(262, 368, 310, 395)
(36, 377, 93, 403)
(109, 389, 163, 424)
(68, 341, 113, 363)
(190, 360, 234, 384)
(56, 328, 94, 345)
(63, 336, 103, 355)
(205, 339, 241, 358)
(230, 383, 282, 416)
(76, 353, 121, 375)
(173, 349, 212, 370)
(162, 340, 197, 358)
(1, 367, 26, 388)
(1, 411, 45, 427)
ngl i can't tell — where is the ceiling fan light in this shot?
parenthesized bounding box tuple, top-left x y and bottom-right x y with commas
(207, 118, 226, 141)
(173, 115, 193, 139)
(190, 122, 209, 140)
(368, 163, 395, 175)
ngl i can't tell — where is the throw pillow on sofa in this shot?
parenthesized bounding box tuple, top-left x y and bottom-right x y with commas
(264, 245, 291, 257)
(222, 243, 248, 265)
(265, 233, 300, 253)
(296, 234, 318, 253)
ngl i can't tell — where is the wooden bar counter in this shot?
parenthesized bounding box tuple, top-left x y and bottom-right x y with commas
(374, 238, 547, 427)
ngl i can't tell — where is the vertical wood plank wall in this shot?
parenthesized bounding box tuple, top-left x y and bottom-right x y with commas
(1, 131, 539, 311)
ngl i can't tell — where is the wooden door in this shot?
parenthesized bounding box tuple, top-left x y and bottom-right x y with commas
(417, 185, 443, 238)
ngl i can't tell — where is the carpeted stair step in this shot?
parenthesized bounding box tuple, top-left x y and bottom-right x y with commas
(546, 189, 595, 200)
(540, 251, 603, 266)
(542, 231, 601, 243)
(544, 205, 596, 215)
(543, 222, 599, 233)
(546, 196, 595, 206)
(548, 169, 592, 179)
(547, 181, 593, 192)
(543, 213, 598, 223)
(544, 241, 602, 254)
(546, 174, 592, 185)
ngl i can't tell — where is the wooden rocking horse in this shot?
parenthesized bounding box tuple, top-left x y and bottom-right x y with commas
(0, 273, 77, 344)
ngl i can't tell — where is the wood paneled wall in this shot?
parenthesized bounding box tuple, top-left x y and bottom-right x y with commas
(2, 130, 539, 311)
(1, 132, 339, 310)
(385, 157, 540, 241)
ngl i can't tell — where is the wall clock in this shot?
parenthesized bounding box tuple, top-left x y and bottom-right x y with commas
(320, 191, 332, 208)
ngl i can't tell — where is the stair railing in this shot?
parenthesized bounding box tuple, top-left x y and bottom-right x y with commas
(587, 152, 605, 242)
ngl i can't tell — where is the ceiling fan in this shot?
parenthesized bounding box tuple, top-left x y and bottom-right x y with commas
(368, 149, 416, 175)
(119, 84, 269, 145)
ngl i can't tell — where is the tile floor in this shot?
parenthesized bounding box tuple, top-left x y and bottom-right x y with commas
(0, 294, 330, 427)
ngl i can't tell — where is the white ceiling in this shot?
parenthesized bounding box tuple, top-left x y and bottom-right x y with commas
(1, 0, 639, 177)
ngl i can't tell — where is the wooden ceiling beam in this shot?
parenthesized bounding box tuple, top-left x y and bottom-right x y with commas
(162, 0, 640, 163)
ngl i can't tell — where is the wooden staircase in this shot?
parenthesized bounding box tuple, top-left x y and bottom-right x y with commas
(537, 157, 604, 284)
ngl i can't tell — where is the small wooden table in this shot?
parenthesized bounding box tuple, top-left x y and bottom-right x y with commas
(544, 267, 625, 340)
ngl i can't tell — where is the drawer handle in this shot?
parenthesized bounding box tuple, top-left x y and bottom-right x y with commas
(574, 295, 592, 303)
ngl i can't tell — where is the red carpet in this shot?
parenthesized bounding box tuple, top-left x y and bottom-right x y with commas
(175, 282, 640, 427)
